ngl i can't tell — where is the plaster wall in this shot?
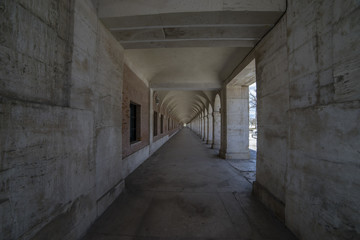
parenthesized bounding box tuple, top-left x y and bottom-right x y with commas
(255, 1, 360, 239)
(122, 64, 150, 158)
(152, 95, 177, 142)
(0, 0, 124, 239)
(153, 114, 169, 142)
(121, 67, 181, 182)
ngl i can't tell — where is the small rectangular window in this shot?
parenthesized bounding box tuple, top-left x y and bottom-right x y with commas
(130, 102, 141, 143)
(153, 112, 158, 136)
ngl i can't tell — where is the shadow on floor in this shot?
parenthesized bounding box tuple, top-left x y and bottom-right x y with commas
(83, 129, 297, 240)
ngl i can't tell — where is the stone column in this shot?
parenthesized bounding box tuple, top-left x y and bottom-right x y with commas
(149, 89, 154, 144)
(197, 118, 199, 135)
(196, 118, 198, 134)
(200, 115, 203, 138)
(194, 119, 197, 133)
(220, 86, 249, 159)
(212, 111, 221, 149)
(207, 112, 213, 145)
(203, 115, 208, 142)
(198, 117, 201, 136)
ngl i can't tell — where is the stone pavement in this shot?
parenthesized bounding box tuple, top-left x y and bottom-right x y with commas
(83, 128, 296, 240)
(224, 134, 257, 184)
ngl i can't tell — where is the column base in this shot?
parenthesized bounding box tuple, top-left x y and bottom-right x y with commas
(253, 181, 285, 222)
(219, 150, 250, 159)
(206, 140, 213, 145)
(211, 143, 220, 149)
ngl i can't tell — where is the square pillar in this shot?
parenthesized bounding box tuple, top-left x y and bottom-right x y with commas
(149, 89, 154, 144)
(207, 113, 213, 145)
(220, 86, 250, 159)
(203, 115, 208, 141)
(212, 111, 221, 149)
(200, 116, 203, 138)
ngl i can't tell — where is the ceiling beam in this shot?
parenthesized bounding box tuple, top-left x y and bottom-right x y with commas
(120, 38, 259, 43)
(122, 40, 255, 49)
(100, 11, 284, 29)
(98, 0, 286, 18)
(113, 26, 268, 42)
(150, 83, 222, 91)
(109, 23, 273, 31)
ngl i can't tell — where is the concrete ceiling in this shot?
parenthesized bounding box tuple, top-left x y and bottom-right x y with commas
(156, 90, 215, 124)
(99, 0, 285, 49)
(228, 59, 256, 86)
(98, 0, 286, 123)
(125, 47, 252, 90)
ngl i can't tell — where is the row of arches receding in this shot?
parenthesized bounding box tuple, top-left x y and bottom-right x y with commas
(188, 85, 251, 160)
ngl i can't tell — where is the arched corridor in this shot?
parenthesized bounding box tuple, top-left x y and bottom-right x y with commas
(1, 1, 359, 240)
(84, 128, 295, 240)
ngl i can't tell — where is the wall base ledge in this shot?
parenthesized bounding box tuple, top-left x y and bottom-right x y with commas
(219, 150, 249, 159)
(211, 143, 220, 149)
(252, 181, 285, 222)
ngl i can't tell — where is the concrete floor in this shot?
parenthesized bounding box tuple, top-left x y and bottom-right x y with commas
(83, 128, 296, 240)
(225, 134, 257, 184)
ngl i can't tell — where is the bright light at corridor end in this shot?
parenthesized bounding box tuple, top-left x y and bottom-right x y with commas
(184, 123, 187, 127)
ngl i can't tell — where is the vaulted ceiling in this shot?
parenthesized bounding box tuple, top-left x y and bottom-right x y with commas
(98, 0, 286, 123)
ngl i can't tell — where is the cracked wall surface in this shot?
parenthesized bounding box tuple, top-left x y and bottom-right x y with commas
(255, 1, 360, 239)
(0, 0, 359, 240)
(0, 0, 125, 239)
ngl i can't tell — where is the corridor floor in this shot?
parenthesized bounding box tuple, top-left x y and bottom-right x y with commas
(83, 128, 297, 240)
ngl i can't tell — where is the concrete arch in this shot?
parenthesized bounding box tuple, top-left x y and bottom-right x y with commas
(208, 103, 213, 114)
(155, 90, 212, 124)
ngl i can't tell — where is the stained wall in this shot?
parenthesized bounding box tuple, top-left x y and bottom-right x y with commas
(255, 1, 360, 239)
(122, 64, 150, 158)
(286, 1, 360, 239)
(254, 15, 289, 220)
(0, 0, 125, 239)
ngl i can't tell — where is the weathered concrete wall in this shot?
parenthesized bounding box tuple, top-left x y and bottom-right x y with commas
(255, 0, 360, 239)
(122, 64, 150, 158)
(220, 85, 250, 159)
(285, 1, 360, 239)
(0, 0, 124, 239)
(254, 15, 289, 220)
(0, 0, 72, 106)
